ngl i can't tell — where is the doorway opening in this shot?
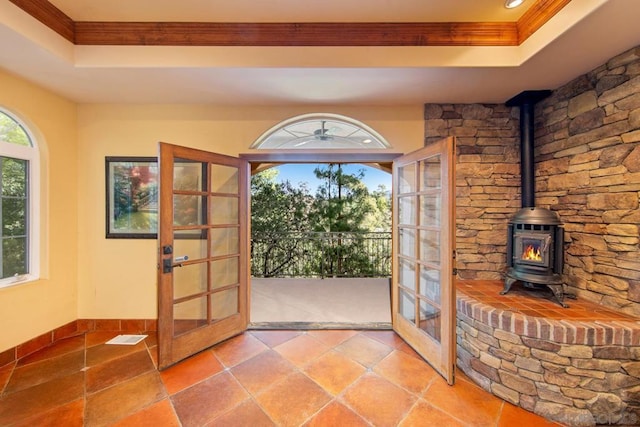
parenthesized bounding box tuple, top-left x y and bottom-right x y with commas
(249, 162, 393, 329)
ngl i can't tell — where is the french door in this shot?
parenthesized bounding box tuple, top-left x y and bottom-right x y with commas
(392, 137, 456, 384)
(157, 142, 249, 370)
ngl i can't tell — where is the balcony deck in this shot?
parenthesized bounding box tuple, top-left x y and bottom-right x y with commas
(250, 277, 392, 329)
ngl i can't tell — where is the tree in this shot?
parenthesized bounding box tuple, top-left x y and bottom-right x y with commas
(250, 164, 392, 278)
(251, 168, 314, 277)
(311, 164, 372, 233)
(1, 157, 28, 277)
(309, 164, 383, 276)
(363, 184, 392, 232)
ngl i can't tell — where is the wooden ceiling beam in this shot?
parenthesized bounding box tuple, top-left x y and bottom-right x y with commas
(73, 22, 519, 47)
(9, 0, 572, 47)
(517, 0, 572, 43)
(9, 0, 74, 42)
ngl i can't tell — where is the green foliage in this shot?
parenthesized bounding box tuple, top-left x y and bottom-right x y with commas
(1, 156, 28, 278)
(251, 164, 391, 278)
(251, 168, 314, 236)
(311, 164, 372, 233)
(0, 113, 30, 146)
(251, 168, 314, 276)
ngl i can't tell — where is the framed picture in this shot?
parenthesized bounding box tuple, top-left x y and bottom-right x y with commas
(106, 157, 158, 238)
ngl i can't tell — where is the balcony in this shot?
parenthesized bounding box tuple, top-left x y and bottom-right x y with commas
(250, 231, 392, 327)
(251, 231, 391, 278)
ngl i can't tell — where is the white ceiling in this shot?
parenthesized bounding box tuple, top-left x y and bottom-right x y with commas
(1, 0, 640, 106)
(51, 0, 531, 22)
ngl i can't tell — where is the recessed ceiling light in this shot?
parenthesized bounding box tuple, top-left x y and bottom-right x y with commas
(505, 0, 525, 8)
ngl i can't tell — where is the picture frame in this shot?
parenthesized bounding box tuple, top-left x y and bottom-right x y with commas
(105, 157, 158, 238)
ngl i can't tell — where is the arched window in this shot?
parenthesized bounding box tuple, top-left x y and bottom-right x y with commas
(251, 113, 391, 149)
(0, 109, 39, 287)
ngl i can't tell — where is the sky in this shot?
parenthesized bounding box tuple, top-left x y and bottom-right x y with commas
(269, 163, 391, 193)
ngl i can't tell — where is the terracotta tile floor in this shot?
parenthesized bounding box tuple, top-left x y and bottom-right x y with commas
(0, 329, 566, 426)
(458, 280, 639, 321)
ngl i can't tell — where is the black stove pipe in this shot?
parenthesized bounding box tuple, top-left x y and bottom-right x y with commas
(506, 90, 552, 208)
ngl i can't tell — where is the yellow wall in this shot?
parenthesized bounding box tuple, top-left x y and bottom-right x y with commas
(77, 104, 424, 319)
(0, 70, 78, 351)
(0, 69, 424, 352)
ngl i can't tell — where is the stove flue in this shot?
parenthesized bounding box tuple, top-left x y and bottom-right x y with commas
(502, 90, 572, 307)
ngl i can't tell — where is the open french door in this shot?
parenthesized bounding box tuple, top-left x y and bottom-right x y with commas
(392, 137, 456, 384)
(157, 142, 249, 370)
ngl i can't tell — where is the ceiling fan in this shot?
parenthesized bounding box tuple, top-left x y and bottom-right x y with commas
(294, 120, 339, 147)
(313, 120, 333, 141)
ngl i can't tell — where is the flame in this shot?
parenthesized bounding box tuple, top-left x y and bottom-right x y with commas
(522, 244, 542, 261)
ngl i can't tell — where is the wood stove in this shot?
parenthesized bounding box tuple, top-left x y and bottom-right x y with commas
(503, 207, 568, 307)
(502, 90, 572, 307)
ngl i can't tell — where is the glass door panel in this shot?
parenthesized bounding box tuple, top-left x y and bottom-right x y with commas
(420, 156, 442, 189)
(398, 289, 416, 323)
(173, 297, 207, 335)
(173, 263, 208, 299)
(398, 163, 416, 193)
(210, 228, 239, 256)
(210, 164, 238, 193)
(210, 258, 239, 290)
(419, 230, 440, 265)
(211, 288, 239, 320)
(398, 196, 417, 225)
(173, 195, 206, 227)
(398, 229, 416, 258)
(398, 258, 416, 290)
(419, 266, 441, 303)
(419, 299, 441, 342)
(419, 194, 441, 226)
(210, 197, 239, 224)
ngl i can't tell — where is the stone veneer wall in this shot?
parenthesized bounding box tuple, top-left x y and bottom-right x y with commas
(456, 293, 640, 426)
(534, 46, 640, 316)
(424, 103, 520, 281)
(425, 45, 640, 315)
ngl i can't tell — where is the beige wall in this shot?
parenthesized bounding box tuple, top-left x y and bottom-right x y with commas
(0, 70, 78, 351)
(77, 104, 424, 319)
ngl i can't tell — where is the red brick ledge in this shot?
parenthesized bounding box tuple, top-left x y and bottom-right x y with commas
(0, 318, 157, 368)
(456, 293, 640, 346)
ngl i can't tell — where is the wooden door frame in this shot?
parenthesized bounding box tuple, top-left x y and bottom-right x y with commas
(241, 150, 402, 326)
(240, 150, 402, 172)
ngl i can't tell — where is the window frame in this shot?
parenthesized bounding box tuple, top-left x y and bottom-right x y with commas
(0, 109, 40, 288)
(250, 113, 391, 150)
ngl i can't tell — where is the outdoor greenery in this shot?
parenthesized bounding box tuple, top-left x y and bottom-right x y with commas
(0, 113, 30, 146)
(1, 110, 30, 278)
(251, 164, 391, 278)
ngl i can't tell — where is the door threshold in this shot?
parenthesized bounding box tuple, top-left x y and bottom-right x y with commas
(249, 321, 392, 330)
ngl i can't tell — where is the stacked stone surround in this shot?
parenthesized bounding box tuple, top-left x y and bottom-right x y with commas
(425, 45, 640, 315)
(456, 292, 640, 426)
(534, 46, 640, 316)
(424, 103, 521, 281)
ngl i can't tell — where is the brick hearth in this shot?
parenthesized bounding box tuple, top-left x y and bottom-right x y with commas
(456, 280, 640, 426)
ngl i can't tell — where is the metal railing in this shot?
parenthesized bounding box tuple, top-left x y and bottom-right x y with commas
(251, 231, 391, 278)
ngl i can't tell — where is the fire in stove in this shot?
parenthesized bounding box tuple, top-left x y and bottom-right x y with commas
(522, 244, 541, 261)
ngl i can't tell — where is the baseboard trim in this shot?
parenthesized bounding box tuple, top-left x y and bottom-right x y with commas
(0, 318, 157, 368)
